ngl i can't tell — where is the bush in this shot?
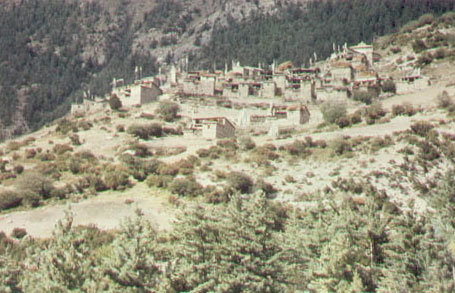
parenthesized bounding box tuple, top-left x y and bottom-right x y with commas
(69, 134, 82, 146)
(116, 124, 125, 132)
(11, 227, 27, 239)
(392, 103, 417, 116)
(168, 177, 203, 197)
(280, 140, 311, 157)
(418, 140, 440, 161)
(227, 171, 254, 194)
(156, 101, 180, 122)
(0, 190, 22, 211)
(348, 111, 362, 124)
(416, 53, 433, 66)
(53, 144, 73, 155)
(127, 124, 163, 139)
(140, 112, 155, 120)
(390, 47, 401, 54)
(17, 173, 55, 200)
(320, 101, 347, 124)
(195, 148, 209, 158)
(410, 121, 434, 137)
(109, 94, 122, 110)
(238, 136, 256, 150)
(146, 174, 173, 188)
(331, 138, 352, 156)
(25, 148, 37, 159)
(335, 116, 351, 128)
(433, 48, 447, 59)
(254, 179, 277, 198)
(382, 79, 397, 94)
(56, 118, 78, 135)
(103, 165, 130, 191)
(14, 165, 24, 174)
(412, 39, 427, 53)
(148, 123, 163, 137)
(364, 103, 387, 123)
(437, 91, 454, 109)
(353, 90, 374, 105)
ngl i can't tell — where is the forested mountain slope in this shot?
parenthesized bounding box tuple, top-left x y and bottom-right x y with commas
(0, 0, 454, 140)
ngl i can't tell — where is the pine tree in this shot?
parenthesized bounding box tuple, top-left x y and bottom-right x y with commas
(0, 253, 21, 293)
(21, 210, 102, 292)
(167, 193, 296, 292)
(104, 209, 163, 291)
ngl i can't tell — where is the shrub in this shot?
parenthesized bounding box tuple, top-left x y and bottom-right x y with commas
(146, 174, 173, 188)
(412, 39, 427, 53)
(17, 173, 54, 199)
(103, 165, 130, 191)
(392, 103, 417, 116)
(56, 118, 78, 134)
(382, 80, 397, 94)
(335, 116, 351, 128)
(53, 144, 73, 155)
(437, 91, 454, 109)
(116, 124, 125, 132)
(280, 140, 311, 157)
(38, 152, 56, 161)
(331, 138, 352, 156)
(254, 179, 277, 198)
(162, 126, 183, 135)
(11, 227, 27, 239)
(410, 121, 434, 137)
(353, 90, 374, 105)
(217, 139, 238, 150)
(7, 141, 23, 151)
(69, 134, 82, 146)
(25, 148, 37, 159)
(0, 190, 22, 211)
(416, 53, 433, 66)
(127, 124, 163, 139)
(370, 136, 394, 152)
(157, 163, 179, 176)
(320, 101, 347, 124)
(227, 171, 254, 194)
(238, 136, 256, 150)
(14, 165, 24, 174)
(364, 103, 387, 123)
(78, 120, 92, 131)
(390, 47, 401, 54)
(140, 112, 155, 120)
(433, 48, 447, 59)
(168, 177, 203, 197)
(348, 111, 362, 125)
(148, 123, 163, 137)
(86, 174, 108, 192)
(156, 101, 180, 122)
(109, 94, 122, 110)
(129, 142, 151, 158)
(418, 140, 440, 161)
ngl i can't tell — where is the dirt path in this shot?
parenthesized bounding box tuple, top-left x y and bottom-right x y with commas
(0, 183, 175, 238)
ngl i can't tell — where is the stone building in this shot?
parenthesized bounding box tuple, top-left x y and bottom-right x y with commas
(114, 82, 162, 107)
(71, 98, 108, 115)
(349, 42, 374, 68)
(260, 81, 277, 98)
(183, 73, 216, 96)
(330, 62, 354, 85)
(188, 117, 236, 139)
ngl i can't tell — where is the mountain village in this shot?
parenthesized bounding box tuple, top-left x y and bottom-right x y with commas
(72, 41, 430, 140)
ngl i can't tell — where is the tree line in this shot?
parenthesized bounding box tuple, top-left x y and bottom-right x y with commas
(2, 169, 455, 291)
(196, 0, 455, 69)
